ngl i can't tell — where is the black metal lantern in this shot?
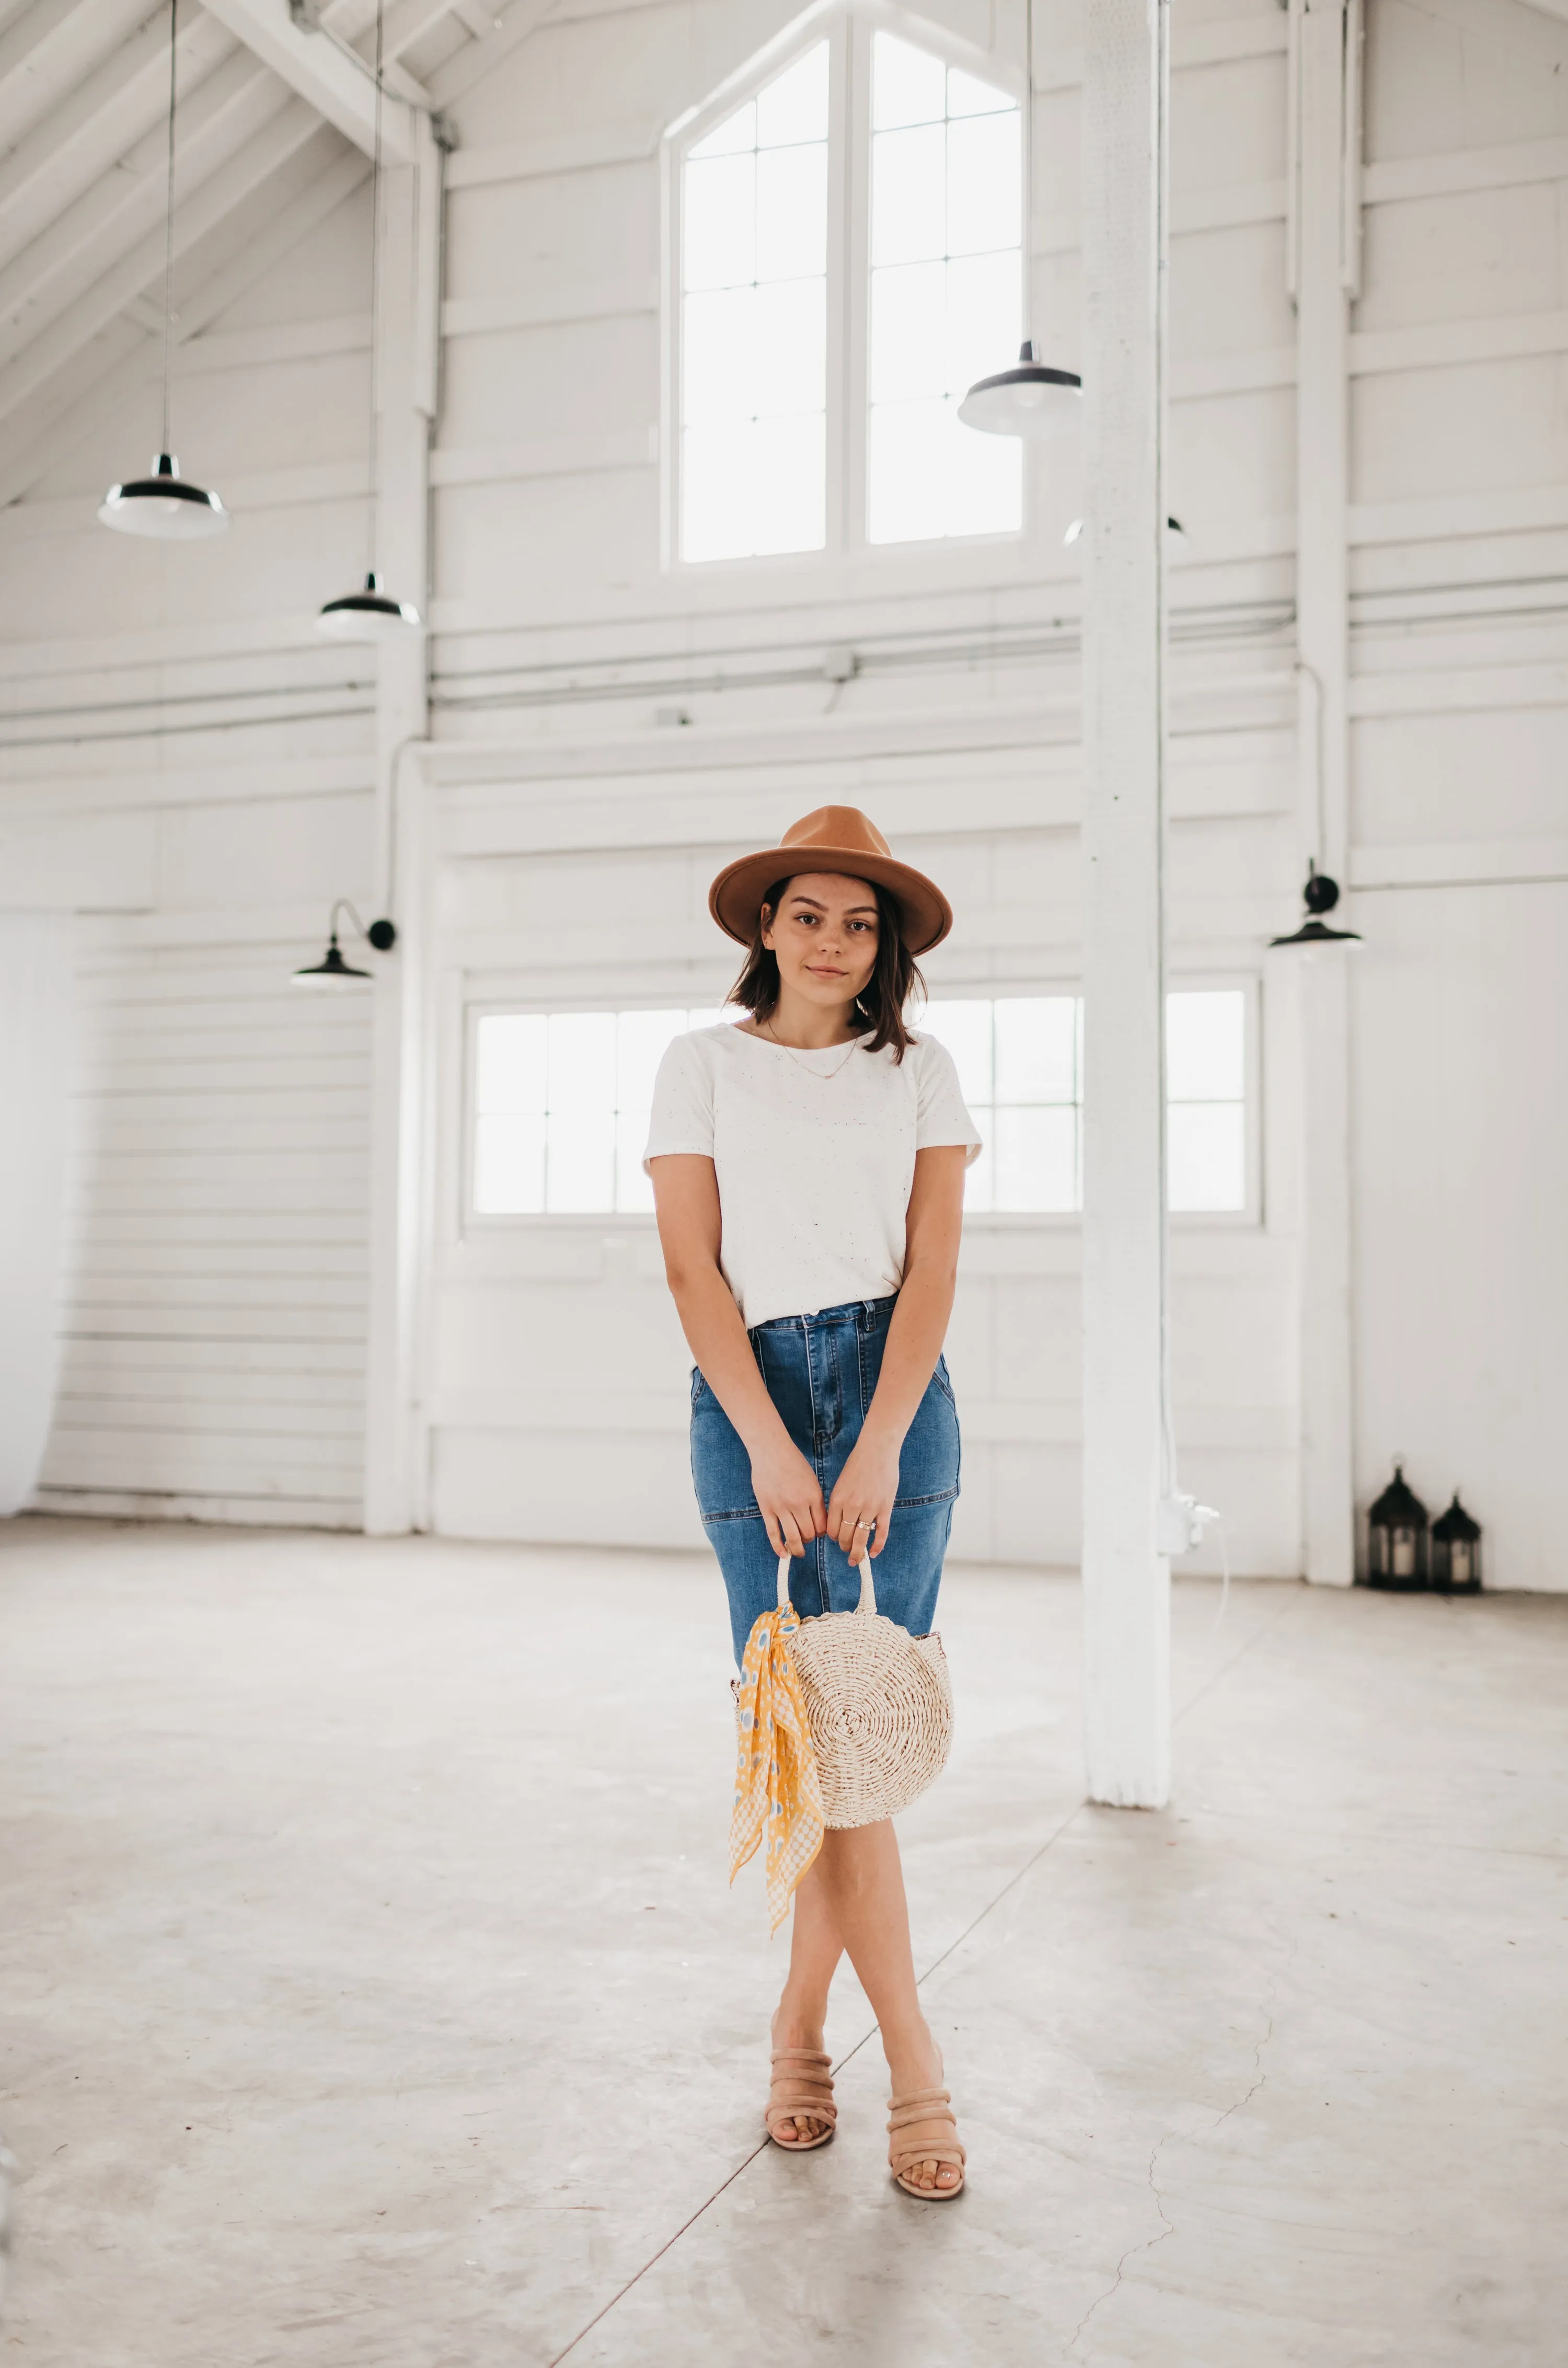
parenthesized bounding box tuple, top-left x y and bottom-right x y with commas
(1430, 1494, 1482, 1594)
(1366, 1464, 1429, 1590)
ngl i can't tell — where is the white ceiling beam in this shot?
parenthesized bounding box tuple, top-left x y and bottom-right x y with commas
(0, 45, 283, 365)
(0, 0, 150, 151)
(0, 136, 367, 504)
(426, 0, 554, 106)
(199, 0, 425, 158)
(377, 0, 469, 62)
(0, 90, 322, 424)
(0, 13, 234, 277)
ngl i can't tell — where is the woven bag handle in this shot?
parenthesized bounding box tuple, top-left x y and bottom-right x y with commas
(776, 1540, 878, 1616)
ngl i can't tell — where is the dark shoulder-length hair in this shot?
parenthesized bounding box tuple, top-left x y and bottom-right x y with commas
(728, 875, 925, 1062)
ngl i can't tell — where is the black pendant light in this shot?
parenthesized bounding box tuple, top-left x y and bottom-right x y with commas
(1270, 864, 1362, 949)
(100, 0, 227, 538)
(959, 339, 1081, 439)
(956, 0, 1080, 442)
(318, 0, 421, 640)
(292, 901, 397, 990)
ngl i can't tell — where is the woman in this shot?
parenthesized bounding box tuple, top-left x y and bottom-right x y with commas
(645, 806, 979, 2200)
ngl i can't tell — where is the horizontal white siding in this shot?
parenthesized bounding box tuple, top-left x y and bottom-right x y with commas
(34, 942, 372, 1527)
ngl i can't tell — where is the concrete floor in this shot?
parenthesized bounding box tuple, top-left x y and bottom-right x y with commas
(0, 1520, 1563, 2367)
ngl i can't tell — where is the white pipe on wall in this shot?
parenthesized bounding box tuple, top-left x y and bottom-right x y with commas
(0, 914, 73, 1518)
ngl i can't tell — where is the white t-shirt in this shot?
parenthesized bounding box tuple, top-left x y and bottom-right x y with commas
(643, 1023, 982, 1327)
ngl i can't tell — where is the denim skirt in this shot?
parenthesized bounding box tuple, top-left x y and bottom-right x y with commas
(690, 1292, 961, 1667)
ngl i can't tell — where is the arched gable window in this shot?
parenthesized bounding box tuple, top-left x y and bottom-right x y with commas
(667, 10, 1023, 566)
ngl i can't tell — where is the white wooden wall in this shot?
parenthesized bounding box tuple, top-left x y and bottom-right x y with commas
(1, 0, 1564, 1583)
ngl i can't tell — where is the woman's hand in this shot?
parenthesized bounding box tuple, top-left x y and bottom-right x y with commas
(750, 1436, 827, 1559)
(826, 1430, 902, 1562)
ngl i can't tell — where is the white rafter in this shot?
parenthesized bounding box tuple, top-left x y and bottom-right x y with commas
(0, 0, 149, 151)
(0, 89, 324, 426)
(0, 136, 369, 503)
(0, 12, 234, 278)
(0, 44, 286, 370)
(427, 0, 552, 105)
(199, 0, 425, 158)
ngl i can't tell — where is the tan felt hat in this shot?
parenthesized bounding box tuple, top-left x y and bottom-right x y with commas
(708, 806, 952, 955)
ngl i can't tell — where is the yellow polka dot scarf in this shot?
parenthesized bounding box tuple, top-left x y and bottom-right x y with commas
(729, 1599, 825, 1932)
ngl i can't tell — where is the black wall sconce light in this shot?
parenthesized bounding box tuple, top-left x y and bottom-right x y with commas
(1271, 864, 1362, 949)
(293, 900, 397, 990)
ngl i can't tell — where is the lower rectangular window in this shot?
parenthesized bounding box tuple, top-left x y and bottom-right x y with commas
(469, 987, 1252, 1221)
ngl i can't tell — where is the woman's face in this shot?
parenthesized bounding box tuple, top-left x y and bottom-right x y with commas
(760, 872, 880, 1011)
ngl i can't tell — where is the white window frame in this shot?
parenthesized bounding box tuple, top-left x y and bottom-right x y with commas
(661, 0, 1028, 576)
(459, 980, 1264, 1237)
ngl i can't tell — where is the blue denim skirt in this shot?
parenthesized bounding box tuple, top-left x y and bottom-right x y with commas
(690, 1293, 961, 1666)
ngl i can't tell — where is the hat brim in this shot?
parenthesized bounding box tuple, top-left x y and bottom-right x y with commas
(709, 846, 952, 956)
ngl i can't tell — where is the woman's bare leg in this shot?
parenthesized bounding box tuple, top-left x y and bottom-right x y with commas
(769, 1860, 845, 2141)
(811, 1821, 959, 2192)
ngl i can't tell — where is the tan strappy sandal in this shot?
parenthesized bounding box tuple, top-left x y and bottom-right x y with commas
(765, 2049, 837, 2151)
(887, 2085, 966, 2198)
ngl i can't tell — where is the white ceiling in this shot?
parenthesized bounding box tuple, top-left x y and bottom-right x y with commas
(0, 0, 550, 504)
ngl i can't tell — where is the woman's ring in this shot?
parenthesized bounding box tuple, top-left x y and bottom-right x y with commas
(854, 1516, 871, 1529)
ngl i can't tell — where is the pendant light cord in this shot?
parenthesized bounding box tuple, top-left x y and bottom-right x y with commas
(162, 0, 178, 456)
(1022, 0, 1033, 343)
(365, 0, 384, 582)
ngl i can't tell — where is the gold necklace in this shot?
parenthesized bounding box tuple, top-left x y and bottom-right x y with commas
(760, 1019, 863, 1079)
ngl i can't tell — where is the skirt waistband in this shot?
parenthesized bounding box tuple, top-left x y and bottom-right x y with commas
(748, 1292, 897, 1341)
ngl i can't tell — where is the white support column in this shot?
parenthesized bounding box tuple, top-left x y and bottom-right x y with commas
(1291, 0, 1357, 1585)
(1079, 0, 1171, 1808)
(363, 111, 442, 1536)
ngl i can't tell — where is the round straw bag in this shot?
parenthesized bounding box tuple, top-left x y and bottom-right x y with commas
(778, 1550, 953, 1829)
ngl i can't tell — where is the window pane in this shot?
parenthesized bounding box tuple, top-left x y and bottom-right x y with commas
(684, 1006, 734, 1032)
(683, 285, 757, 426)
(868, 395, 1021, 543)
(618, 1010, 686, 1110)
(684, 153, 755, 290)
(752, 275, 825, 417)
(1168, 1102, 1246, 1213)
(1167, 990, 1244, 1101)
(948, 65, 1012, 119)
(546, 1110, 616, 1213)
(616, 1109, 655, 1212)
(995, 996, 1077, 1105)
(474, 1112, 545, 1214)
(947, 113, 1020, 257)
(756, 41, 827, 146)
(680, 49, 827, 567)
(475, 1013, 545, 1117)
(995, 1105, 1078, 1213)
(920, 1001, 993, 1105)
(750, 411, 826, 553)
(871, 122, 947, 266)
(688, 98, 755, 160)
(870, 259, 947, 403)
(867, 398, 950, 543)
(944, 250, 1022, 403)
(757, 142, 827, 283)
(873, 32, 947, 130)
(548, 1012, 616, 1113)
(682, 422, 754, 560)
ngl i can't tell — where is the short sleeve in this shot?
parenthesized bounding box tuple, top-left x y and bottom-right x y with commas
(642, 1033, 715, 1171)
(913, 1036, 983, 1167)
